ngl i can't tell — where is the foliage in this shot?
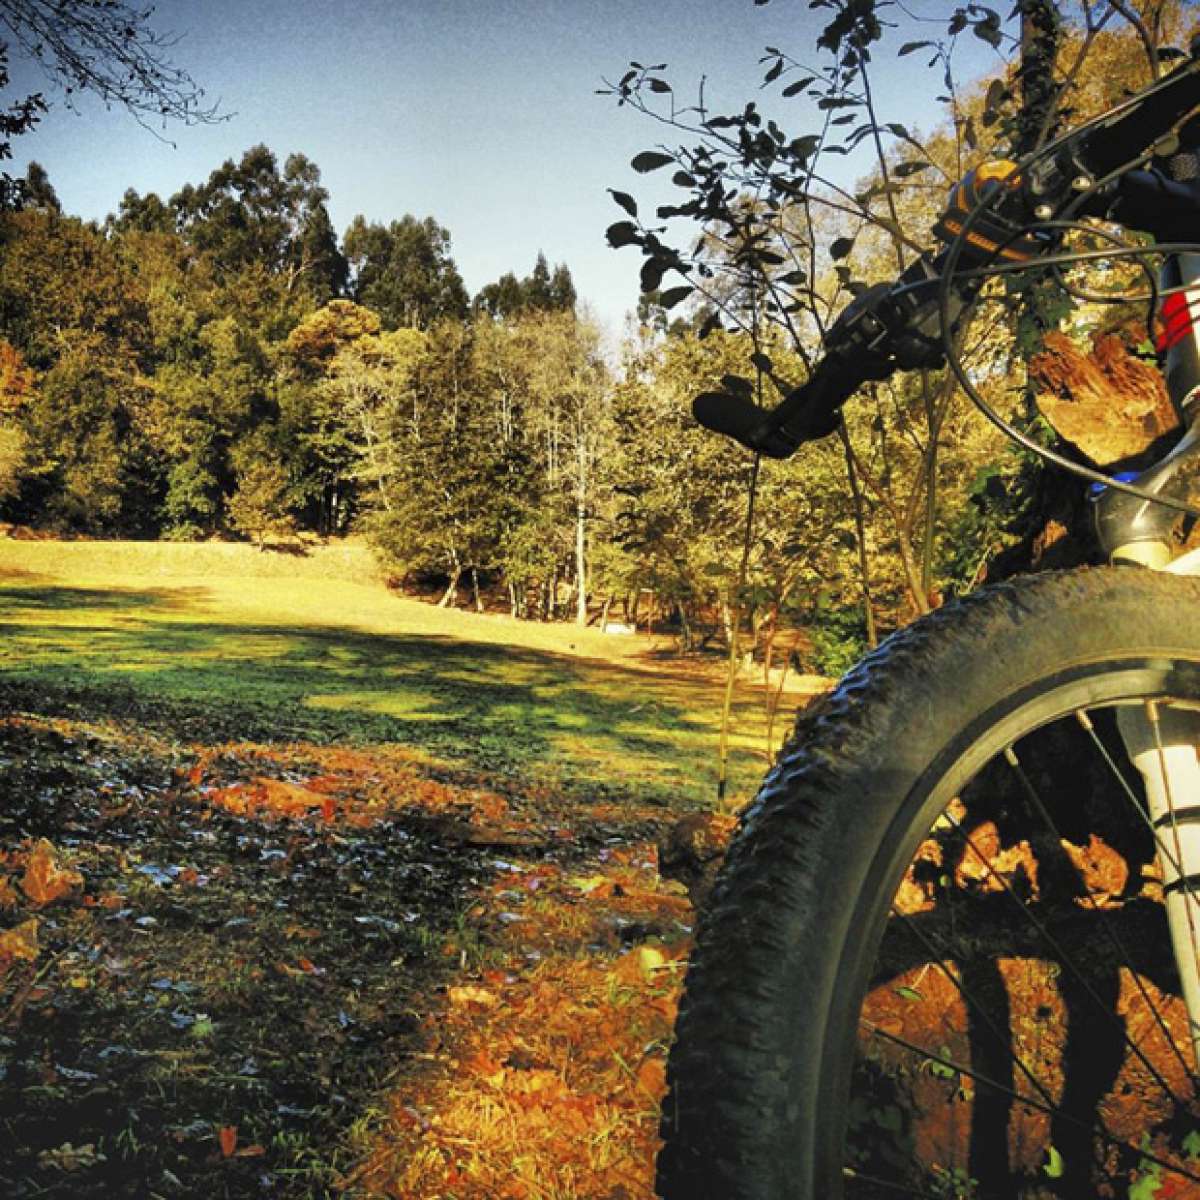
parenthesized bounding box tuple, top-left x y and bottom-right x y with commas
(344, 213, 470, 329)
(227, 457, 297, 549)
(0, 0, 222, 203)
(474, 251, 578, 318)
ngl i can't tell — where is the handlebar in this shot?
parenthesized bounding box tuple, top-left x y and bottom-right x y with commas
(693, 351, 874, 458)
(695, 53, 1200, 458)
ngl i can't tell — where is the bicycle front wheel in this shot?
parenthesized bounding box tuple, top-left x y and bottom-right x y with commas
(658, 568, 1200, 1199)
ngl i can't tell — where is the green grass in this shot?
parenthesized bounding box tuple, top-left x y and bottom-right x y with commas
(0, 543, 813, 808)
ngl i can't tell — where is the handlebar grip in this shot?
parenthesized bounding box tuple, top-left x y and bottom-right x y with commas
(693, 352, 867, 458)
(1076, 57, 1200, 179)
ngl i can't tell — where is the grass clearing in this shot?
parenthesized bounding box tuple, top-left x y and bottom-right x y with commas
(0, 539, 827, 1198)
(0, 539, 822, 808)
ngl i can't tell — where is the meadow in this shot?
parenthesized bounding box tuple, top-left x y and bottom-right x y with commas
(0, 539, 822, 1199)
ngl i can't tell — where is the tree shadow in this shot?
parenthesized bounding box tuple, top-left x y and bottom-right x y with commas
(0, 580, 720, 804)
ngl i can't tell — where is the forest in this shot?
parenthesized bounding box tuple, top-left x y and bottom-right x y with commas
(0, 2, 1199, 1198)
(0, 2, 1189, 684)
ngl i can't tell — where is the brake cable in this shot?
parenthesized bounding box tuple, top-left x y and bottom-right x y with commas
(936, 117, 1200, 522)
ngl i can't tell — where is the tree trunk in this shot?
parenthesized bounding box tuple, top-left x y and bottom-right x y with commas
(471, 567, 484, 613)
(438, 561, 461, 608)
(575, 499, 587, 626)
(837, 424, 878, 647)
(575, 438, 588, 626)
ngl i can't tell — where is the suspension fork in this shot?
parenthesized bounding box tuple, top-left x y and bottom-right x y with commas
(1117, 700, 1200, 1063)
(1095, 388, 1200, 1058)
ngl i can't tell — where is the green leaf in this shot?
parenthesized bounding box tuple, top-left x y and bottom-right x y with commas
(631, 150, 675, 173)
(1043, 1145, 1064, 1179)
(647, 78, 672, 94)
(658, 285, 694, 310)
(606, 221, 640, 249)
(898, 40, 932, 56)
(672, 170, 696, 188)
(640, 257, 669, 293)
(788, 134, 821, 159)
(973, 16, 1002, 49)
(894, 986, 923, 1002)
(782, 76, 815, 98)
(829, 237, 854, 261)
(609, 189, 638, 218)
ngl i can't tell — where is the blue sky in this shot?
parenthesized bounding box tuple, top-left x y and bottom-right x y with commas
(5, 0, 1008, 335)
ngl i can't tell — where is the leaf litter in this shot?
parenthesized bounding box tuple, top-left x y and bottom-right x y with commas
(0, 710, 693, 1197)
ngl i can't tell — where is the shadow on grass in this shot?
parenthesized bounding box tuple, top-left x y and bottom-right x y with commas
(0, 584, 207, 614)
(0, 582, 735, 805)
(0, 715, 490, 1200)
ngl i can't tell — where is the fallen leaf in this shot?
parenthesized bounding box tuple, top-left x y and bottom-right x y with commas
(0, 918, 39, 965)
(636, 1057, 667, 1097)
(613, 945, 668, 985)
(37, 1142, 106, 1171)
(218, 1125, 237, 1158)
(569, 874, 613, 897)
(21, 839, 83, 907)
(448, 985, 498, 1008)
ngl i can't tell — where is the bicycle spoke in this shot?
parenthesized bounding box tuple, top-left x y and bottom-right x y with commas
(891, 906, 1058, 1109)
(1003, 739, 1189, 1101)
(944, 805, 1185, 1108)
(842, 1165, 963, 1199)
(850, 701, 1200, 1197)
(861, 1021, 1200, 1189)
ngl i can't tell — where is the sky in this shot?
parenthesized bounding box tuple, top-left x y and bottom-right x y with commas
(4, 0, 1009, 338)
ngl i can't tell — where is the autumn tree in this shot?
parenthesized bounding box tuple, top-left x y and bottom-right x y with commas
(227, 457, 297, 549)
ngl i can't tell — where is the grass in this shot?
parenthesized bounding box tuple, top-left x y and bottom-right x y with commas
(0, 540, 819, 809)
(0, 539, 829, 1199)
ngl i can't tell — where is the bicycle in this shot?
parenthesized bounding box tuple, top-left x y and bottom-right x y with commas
(657, 51, 1200, 1200)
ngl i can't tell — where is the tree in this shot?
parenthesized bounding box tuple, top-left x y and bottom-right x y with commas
(474, 253, 577, 318)
(16, 161, 57, 211)
(0, 0, 221, 206)
(344, 214, 469, 329)
(228, 458, 296, 549)
(111, 188, 173, 234)
(171, 146, 344, 297)
(602, 0, 1194, 638)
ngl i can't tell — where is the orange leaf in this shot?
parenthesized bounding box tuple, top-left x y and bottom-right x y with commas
(0, 918, 38, 965)
(21, 840, 83, 907)
(218, 1125, 237, 1157)
(636, 1057, 667, 1098)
